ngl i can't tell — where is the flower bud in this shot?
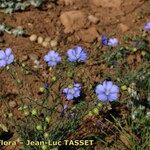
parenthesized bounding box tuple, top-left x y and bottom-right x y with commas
(36, 124, 43, 131)
(31, 109, 38, 116)
(92, 108, 99, 115)
(121, 85, 127, 91)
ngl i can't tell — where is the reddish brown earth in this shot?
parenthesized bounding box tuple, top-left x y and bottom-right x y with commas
(0, 0, 150, 149)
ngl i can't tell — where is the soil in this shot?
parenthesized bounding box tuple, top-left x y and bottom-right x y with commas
(0, 0, 150, 150)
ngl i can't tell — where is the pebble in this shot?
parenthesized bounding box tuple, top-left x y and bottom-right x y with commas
(37, 36, 44, 44)
(50, 39, 58, 47)
(45, 37, 51, 42)
(42, 41, 49, 47)
(29, 34, 37, 42)
(9, 101, 17, 108)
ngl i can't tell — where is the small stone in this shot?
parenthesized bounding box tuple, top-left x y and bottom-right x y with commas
(29, 34, 37, 42)
(9, 101, 17, 108)
(37, 36, 44, 44)
(44, 37, 51, 42)
(29, 54, 39, 61)
(50, 39, 58, 47)
(88, 15, 99, 24)
(42, 41, 49, 47)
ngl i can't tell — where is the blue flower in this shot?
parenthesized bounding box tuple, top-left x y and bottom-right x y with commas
(95, 80, 119, 102)
(107, 38, 118, 47)
(144, 22, 150, 31)
(101, 36, 118, 47)
(63, 83, 81, 100)
(101, 35, 109, 46)
(67, 46, 88, 62)
(0, 48, 14, 68)
(44, 50, 61, 67)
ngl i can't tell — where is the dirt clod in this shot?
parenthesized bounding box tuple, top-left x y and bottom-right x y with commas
(118, 23, 129, 32)
(60, 10, 87, 33)
(88, 15, 99, 24)
(76, 26, 99, 43)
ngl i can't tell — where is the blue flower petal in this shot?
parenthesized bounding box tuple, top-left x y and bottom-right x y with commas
(101, 35, 108, 45)
(67, 49, 77, 62)
(95, 84, 105, 94)
(0, 50, 6, 59)
(67, 47, 87, 62)
(44, 51, 61, 67)
(102, 81, 107, 89)
(75, 47, 82, 58)
(5, 48, 12, 56)
(6, 54, 14, 65)
(66, 93, 74, 100)
(74, 83, 81, 88)
(97, 93, 108, 101)
(44, 54, 50, 62)
(0, 60, 6, 67)
(108, 38, 118, 47)
(56, 56, 61, 62)
(74, 90, 80, 98)
(144, 22, 150, 31)
(108, 93, 118, 101)
(103, 81, 113, 91)
(110, 85, 119, 94)
(49, 51, 55, 56)
(48, 61, 57, 67)
(79, 52, 87, 62)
